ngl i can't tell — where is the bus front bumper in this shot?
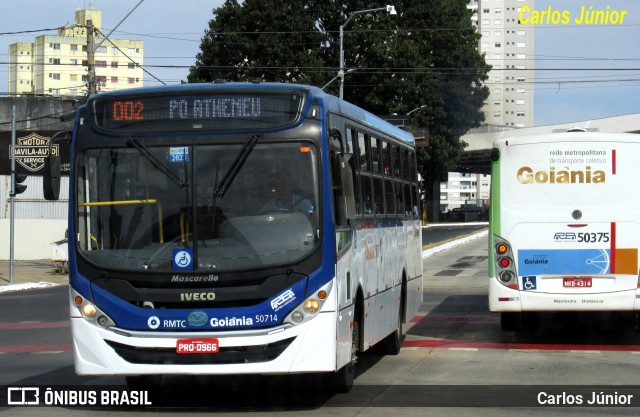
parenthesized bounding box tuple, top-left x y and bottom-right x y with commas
(71, 312, 340, 376)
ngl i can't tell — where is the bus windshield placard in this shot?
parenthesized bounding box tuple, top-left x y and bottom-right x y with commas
(93, 90, 305, 131)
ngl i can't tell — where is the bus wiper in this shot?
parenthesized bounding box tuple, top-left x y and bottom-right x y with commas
(128, 138, 187, 188)
(214, 134, 259, 197)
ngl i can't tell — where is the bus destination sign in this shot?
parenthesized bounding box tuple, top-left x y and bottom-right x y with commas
(93, 91, 304, 131)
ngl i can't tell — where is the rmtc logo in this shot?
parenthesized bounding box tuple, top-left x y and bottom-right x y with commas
(554, 232, 577, 242)
(271, 289, 296, 312)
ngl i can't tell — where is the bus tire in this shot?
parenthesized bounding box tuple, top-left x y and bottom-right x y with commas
(326, 319, 358, 393)
(500, 312, 521, 331)
(379, 296, 403, 355)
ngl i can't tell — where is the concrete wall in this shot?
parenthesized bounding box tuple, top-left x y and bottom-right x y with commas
(0, 96, 76, 132)
(1, 96, 74, 260)
(0, 219, 67, 260)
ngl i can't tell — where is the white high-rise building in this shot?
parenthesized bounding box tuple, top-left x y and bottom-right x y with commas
(8, 8, 143, 97)
(469, 0, 534, 128)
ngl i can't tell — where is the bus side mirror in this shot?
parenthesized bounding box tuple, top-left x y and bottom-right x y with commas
(43, 154, 61, 201)
(340, 153, 357, 221)
(43, 131, 70, 201)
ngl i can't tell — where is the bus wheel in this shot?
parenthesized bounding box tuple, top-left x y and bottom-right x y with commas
(326, 320, 359, 392)
(500, 312, 521, 331)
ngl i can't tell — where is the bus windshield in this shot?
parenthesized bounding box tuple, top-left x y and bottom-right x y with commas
(76, 139, 320, 272)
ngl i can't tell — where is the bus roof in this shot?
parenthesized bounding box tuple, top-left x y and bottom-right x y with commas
(87, 82, 415, 146)
(494, 131, 640, 147)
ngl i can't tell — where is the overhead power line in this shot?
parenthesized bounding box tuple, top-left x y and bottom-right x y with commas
(0, 27, 64, 36)
(94, 27, 165, 85)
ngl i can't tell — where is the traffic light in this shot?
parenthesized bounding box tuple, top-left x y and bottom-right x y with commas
(12, 173, 27, 196)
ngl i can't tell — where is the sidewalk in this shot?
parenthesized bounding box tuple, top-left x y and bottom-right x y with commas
(0, 259, 68, 292)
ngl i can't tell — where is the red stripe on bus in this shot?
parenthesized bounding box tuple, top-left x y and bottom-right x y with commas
(612, 149, 616, 174)
(610, 222, 616, 274)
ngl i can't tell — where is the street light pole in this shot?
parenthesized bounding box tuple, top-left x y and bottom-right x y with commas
(339, 5, 396, 99)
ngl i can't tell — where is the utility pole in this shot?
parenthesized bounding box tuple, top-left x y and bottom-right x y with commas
(86, 19, 97, 96)
(9, 106, 16, 284)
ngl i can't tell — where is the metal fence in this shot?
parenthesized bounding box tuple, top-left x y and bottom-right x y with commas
(1, 176, 69, 219)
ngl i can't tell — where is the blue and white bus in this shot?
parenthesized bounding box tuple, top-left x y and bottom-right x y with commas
(44, 82, 423, 390)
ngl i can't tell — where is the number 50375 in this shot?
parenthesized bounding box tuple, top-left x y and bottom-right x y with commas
(577, 232, 609, 243)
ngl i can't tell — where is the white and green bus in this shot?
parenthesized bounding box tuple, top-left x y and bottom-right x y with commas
(489, 132, 640, 330)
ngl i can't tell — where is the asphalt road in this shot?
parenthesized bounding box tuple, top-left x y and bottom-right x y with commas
(2, 230, 640, 416)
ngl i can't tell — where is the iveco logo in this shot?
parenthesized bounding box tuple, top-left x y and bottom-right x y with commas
(187, 311, 209, 327)
(180, 292, 216, 301)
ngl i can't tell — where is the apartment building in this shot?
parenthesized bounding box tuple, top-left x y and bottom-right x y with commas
(8, 8, 143, 97)
(469, 0, 534, 128)
(440, 172, 490, 208)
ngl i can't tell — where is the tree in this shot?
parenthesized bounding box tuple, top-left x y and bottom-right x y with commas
(189, 0, 490, 181)
(188, 0, 331, 85)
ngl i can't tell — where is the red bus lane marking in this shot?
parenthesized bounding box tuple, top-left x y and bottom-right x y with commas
(0, 321, 70, 330)
(0, 321, 72, 353)
(406, 315, 640, 352)
(402, 339, 640, 352)
(0, 344, 72, 353)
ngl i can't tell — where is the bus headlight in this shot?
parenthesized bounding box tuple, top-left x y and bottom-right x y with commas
(82, 303, 97, 318)
(72, 288, 116, 328)
(284, 281, 333, 326)
(304, 299, 320, 314)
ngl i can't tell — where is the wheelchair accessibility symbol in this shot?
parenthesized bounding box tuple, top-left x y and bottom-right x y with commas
(523, 276, 537, 291)
(172, 248, 193, 270)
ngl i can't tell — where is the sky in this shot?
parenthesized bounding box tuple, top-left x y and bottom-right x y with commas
(0, 0, 638, 127)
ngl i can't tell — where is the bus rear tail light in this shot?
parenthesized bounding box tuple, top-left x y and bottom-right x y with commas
(496, 243, 509, 255)
(494, 235, 518, 289)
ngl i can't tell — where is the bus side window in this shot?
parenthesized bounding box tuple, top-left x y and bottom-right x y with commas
(345, 128, 355, 154)
(392, 146, 401, 178)
(360, 175, 373, 215)
(396, 182, 405, 215)
(402, 149, 410, 180)
(358, 131, 368, 172)
(382, 141, 391, 176)
(409, 151, 417, 181)
(349, 128, 362, 214)
(385, 179, 395, 215)
(331, 148, 352, 255)
(373, 177, 384, 216)
(371, 136, 381, 174)
(404, 184, 412, 217)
